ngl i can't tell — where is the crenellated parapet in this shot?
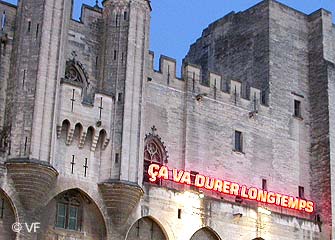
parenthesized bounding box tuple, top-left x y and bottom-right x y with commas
(148, 53, 268, 114)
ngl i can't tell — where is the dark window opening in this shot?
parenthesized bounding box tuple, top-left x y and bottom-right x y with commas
(261, 91, 266, 105)
(0, 198, 4, 218)
(55, 196, 81, 231)
(177, 209, 182, 219)
(27, 20, 31, 32)
(124, 11, 127, 21)
(115, 153, 119, 164)
(115, 14, 119, 27)
(262, 179, 267, 191)
(36, 23, 39, 38)
(298, 186, 305, 199)
(190, 171, 199, 184)
(118, 92, 122, 102)
(113, 50, 117, 60)
(294, 100, 301, 118)
(234, 131, 243, 152)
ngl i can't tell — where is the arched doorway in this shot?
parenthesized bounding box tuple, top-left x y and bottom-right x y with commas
(190, 227, 221, 240)
(126, 217, 167, 240)
(0, 189, 16, 240)
(38, 188, 107, 239)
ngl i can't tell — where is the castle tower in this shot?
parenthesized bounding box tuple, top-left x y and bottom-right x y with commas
(2, 0, 69, 238)
(98, 0, 151, 231)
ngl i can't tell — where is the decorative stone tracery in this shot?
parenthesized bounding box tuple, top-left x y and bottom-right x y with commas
(144, 126, 168, 163)
(64, 54, 89, 88)
(143, 126, 168, 183)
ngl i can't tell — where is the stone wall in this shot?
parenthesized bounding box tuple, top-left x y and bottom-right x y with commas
(0, 0, 333, 239)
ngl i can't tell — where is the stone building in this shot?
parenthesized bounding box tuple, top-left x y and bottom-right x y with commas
(0, 0, 334, 239)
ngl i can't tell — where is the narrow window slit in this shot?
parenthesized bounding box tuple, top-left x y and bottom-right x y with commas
(36, 23, 40, 38)
(24, 136, 28, 154)
(299, 186, 305, 199)
(262, 179, 267, 191)
(27, 20, 31, 32)
(115, 153, 119, 164)
(0, 198, 4, 218)
(177, 209, 182, 219)
(23, 70, 26, 87)
(234, 130, 243, 153)
(118, 92, 122, 102)
(1, 11, 6, 31)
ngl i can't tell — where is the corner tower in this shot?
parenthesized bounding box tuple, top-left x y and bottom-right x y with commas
(100, 0, 150, 182)
(2, 0, 69, 238)
(98, 0, 151, 230)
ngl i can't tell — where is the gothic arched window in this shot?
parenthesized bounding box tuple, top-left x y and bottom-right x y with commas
(65, 64, 83, 84)
(64, 56, 89, 89)
(55, 190, 83, 231)
(143, 126, 168, 184)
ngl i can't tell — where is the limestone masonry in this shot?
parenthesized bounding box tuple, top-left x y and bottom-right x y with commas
(0, 0, 334, 239)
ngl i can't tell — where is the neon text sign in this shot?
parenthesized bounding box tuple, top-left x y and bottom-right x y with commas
(147, 164, 314, 213)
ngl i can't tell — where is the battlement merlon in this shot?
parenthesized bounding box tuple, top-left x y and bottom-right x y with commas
(102, 0, 152, 11)
(79, 4, 102, 25)
(148, 53, 266, 110)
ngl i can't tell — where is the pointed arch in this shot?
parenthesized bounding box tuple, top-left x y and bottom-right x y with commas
(65, 59, 89, 87)
(97, 129, 107, 149)
(143, 126, 168, 183)
(190, 227, 221, 240)
(126, 216, 168, 240)
(84, 126, 95, 148)
(39, 188, 107, 239)
(0, 189, 17, 240)
(60, 119, 70, 139)
(73, 122, 83, 145)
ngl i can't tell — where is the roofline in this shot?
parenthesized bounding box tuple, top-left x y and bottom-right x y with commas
(0, 0, 17, 9)
(102, 0, 152, 11)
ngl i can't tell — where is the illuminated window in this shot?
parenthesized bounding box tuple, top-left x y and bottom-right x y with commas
(294, 100, 301, 118)
(143, 127, 168, 184)
(298, 186, 305, 199)
(55, 193, 81, 231)
(234, 131, 243, 152)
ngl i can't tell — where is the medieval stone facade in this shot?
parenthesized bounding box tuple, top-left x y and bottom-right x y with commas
(0, 0, 334, 239)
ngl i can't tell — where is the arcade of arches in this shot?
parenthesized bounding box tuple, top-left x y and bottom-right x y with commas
(0, 188, 266, 240)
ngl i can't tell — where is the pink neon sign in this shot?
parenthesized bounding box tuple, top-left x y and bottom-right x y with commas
(147, 164, 314, 213)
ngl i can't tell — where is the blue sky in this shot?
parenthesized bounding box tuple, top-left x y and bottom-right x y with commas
(3, 0, 335, 71)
